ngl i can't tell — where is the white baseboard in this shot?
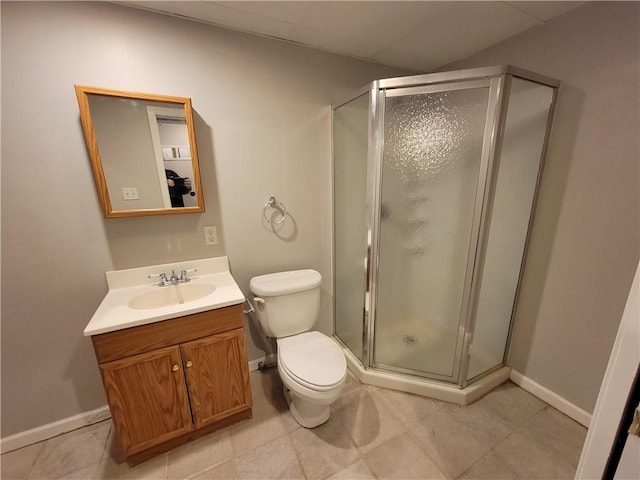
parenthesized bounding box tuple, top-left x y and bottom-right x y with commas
(0, 405, 112, 454)
(248, 353, 276, 372)
(1, 358, 275, 454)
(509, 370, 591, 427)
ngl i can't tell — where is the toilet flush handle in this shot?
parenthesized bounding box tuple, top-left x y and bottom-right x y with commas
(254, 297, 265, 305)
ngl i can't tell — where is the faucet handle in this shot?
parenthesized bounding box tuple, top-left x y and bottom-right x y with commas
(179, 268, 197, 282)
(148, 272, 166, 280)
(148, 272, 171, 286)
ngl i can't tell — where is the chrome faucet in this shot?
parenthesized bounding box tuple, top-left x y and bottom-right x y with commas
(148, 268, 197, 287)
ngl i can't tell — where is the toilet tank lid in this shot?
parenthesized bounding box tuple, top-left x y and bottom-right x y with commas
(250, 269, 321, 296)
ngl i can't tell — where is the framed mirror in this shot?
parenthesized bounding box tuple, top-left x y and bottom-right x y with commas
(75, 86, 205, 217)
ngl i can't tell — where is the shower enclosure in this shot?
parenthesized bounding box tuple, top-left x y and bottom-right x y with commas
(333, 66, 558, 393)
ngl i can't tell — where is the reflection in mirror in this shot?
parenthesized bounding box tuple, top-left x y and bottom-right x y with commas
(75, 86, 205, 217)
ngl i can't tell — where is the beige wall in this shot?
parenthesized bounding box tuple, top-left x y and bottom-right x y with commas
(0, 1, 408, 437)
(446, 2, 639, 412)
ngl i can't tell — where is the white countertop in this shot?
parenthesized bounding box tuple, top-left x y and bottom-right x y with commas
(84, 256, 245, 336)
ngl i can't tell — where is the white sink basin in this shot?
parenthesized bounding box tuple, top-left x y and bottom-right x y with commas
(128, 283, 216, 310)
(84, 256, 246, 336)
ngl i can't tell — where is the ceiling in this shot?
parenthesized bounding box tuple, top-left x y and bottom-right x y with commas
(119, 1, 587, 72)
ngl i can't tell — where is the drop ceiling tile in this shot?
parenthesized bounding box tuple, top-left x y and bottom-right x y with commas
(298, 1, 449, 33)
(118, 1, 178, 14)
(296, 1, 379, 32)
(290, 1, 456, 58)
(292, 3, 392, 56)
(372, 3, 458, 45)
(371, 48, 438, 73)
(171, 1, 295, 38)
(376, 1, 541, 70)
(504, 1, 588, 22)
(288, 25, 357, 57)
(213, 1, 313, 24)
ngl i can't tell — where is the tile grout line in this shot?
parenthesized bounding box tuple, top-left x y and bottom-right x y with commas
(455, 398, 583, 478)
(285, 432, 310, 480)
(25, 420, 115, 480)
(23, 443, 43, 480)
(453, 444, 520, 480)
(506, 404, 583, 468)
(360, 387, 450, 479)
(477, 404, 552, 476)
(451, 402, 546, 479)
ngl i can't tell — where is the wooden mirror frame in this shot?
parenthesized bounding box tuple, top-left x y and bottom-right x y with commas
(75, 86, 205, 218)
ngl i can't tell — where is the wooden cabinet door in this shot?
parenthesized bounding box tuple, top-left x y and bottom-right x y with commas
(181, 328, 252, 429)
(100, 346, 193, 455)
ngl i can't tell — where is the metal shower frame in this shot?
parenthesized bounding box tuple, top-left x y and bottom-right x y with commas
(332, 65, 560, 387)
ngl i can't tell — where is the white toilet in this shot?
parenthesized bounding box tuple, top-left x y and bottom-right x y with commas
(250, 269, 346, 428)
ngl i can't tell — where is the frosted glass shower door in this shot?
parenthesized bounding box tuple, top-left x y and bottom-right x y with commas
(374, 84, 491, 380)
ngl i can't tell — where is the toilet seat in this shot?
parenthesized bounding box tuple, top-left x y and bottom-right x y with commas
(277, 331, 346, 392)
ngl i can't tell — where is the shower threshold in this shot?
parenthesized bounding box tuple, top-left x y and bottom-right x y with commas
(339, 340, 511, 405)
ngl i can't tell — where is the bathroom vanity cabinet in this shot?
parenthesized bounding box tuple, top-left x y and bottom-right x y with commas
(90, 304, 252, 465)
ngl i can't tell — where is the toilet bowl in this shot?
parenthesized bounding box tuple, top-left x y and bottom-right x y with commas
(250, 270, 346, 428)
(278, 331, 346, 427)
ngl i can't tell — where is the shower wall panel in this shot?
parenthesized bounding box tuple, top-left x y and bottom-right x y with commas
(333, 94, 369, 361)
(468, 78, 555, 380)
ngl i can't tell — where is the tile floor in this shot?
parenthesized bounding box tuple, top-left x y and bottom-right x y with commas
(2, 369, 587, 479)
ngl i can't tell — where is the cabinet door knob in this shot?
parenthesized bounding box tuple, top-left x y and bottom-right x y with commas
(186, 361, 193, 368)
(172, 364, 179, 372)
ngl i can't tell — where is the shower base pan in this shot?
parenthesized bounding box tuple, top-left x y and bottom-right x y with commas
(340, 341, 511, 405)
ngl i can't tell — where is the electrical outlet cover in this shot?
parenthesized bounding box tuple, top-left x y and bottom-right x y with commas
(204, 226, 217, 245)
(122, 187, 139, 200)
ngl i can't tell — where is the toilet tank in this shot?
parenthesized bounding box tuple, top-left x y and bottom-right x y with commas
(250, 270, 321, 338)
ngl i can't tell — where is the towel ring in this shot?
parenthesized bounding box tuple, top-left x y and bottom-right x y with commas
(263, 196, 287, 225)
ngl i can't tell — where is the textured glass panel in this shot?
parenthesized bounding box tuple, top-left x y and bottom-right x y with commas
(333, 94, 369, 361)
(375, 87, 489, 378)
(468, 79, 554, 380)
